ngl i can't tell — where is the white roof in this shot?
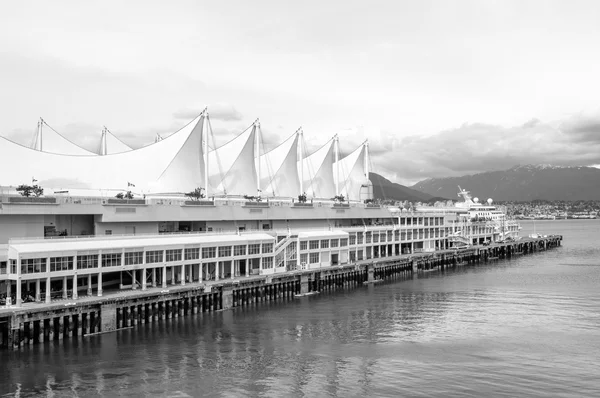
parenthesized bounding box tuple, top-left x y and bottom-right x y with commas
(333, 144, 367, 201)
(0, 115, 205, 193)
(100, 129, 133, 155)
(259, 132, 300, 197)
(31, 122, 96, 155)
(10, 232, 276, 255)
(298, 230, 349, 238)
(301, 138, 336, 199)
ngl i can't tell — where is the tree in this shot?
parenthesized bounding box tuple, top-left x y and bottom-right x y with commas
(115, 191, 134, 200)
(186, 187, 206, 201)
(16, 184, 44, 197)
(298, 192, 307, 203)
(333, 194, 345, 203)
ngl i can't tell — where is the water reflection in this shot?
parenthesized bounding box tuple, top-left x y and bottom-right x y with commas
(2, 221, 600, 397)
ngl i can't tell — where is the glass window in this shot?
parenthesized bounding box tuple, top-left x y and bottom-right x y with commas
(124, 251, 143, 265)
(262, 243, 273, 253)
(101, 253, 121, 268)
(21, 258, 46, 274)
(262, 257, 273, 269)
(234, 245, 246, 256)
(309, 240, 319, 250)
(184, 248, 200, 260)
(357, 232, 364, 244)
(202, 247, 216, 258)
(365, 232, 372, 244)
(166, 249, 182, 262)
(300, 241, 307, 251)
(300, 253, 308, 264)
(309, 253, 319, 264)
(320, 239, 329, 249)
(77, 255, 98, 269)
(50, 256, 74, 271)
(146, 250, 163, 263)
(373, 233, 379, 243)
(349, 234, 356, 245)
(248, 244, 261, 255)
(218, 246, 232, 257)
(340, 238, 348, 247)
(331, 238, 339, 248)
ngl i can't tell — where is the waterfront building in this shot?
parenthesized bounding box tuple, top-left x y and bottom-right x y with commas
(0, 110, 515, 307)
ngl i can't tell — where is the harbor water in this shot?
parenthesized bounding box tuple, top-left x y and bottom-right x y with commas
(1, 220, 599, 397)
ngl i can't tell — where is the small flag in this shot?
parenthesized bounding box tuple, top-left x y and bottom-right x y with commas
(128, 182, 135, 187)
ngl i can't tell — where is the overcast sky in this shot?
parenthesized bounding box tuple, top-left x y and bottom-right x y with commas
(1, 0, 600, 185)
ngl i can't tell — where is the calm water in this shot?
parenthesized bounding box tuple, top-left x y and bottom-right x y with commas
(1, 220, 600, 397)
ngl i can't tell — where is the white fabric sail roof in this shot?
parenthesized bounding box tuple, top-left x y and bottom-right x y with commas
(31, 122, 96, 156)
(333, 144, 366, 201)
(208, 125, 257, 195)
(99, 129, 133, 155)
(300, 138, 335, 199)
(258, 132, 299, 197)
(0, 115, 205, 193)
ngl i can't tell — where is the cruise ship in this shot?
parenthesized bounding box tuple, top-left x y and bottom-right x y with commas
(0, 111, 520, 307)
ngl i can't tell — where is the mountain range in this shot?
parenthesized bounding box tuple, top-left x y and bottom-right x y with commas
(411, 165, 600, 201)
(369, 173, 443, 202)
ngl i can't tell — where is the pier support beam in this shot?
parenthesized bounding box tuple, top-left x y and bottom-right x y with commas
(87, 274, 92, 296)
(222, 286, 234, 310)
(300, 274, 309, 294)
(162, 266, 167, 289)
(97, 272, 103, 296)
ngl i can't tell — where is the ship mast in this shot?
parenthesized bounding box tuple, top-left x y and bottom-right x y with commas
(334, 134, 340, 196)
(255, 119, 261, 198)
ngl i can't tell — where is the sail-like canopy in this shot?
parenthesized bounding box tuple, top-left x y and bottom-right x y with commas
(208, 124, 257, 196)
(31, 121, 96, 156)
(99, 129, 133, 155)
(333, 143, 367, 201)
(0, 115, 206, 193)
(300, 138, 335, 199)
(258, 132, 300, 197)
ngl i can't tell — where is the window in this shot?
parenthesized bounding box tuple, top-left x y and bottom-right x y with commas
(300, 253, 308, 264)
(218, 246, 232, 257)
(202, 247, 216, 259)
(146, 250, 163, 263)
(105, 230, 112, 235)
(373, 233, 379, 243)
(50, 256, 74, 271)
(309, 240, 319, 250)
(331, 238, 339, 248)
(388, 231, 393, 241)
(124, 251, 143, 265)
(309, 253, 319, 264)
(234, 245, 246, 256)
(21, 258, 45, 274)
(10, 259, 17, 274)
(365, 232, 372, 244)
(262, 257, 273, 269)
(340, 238, 348, 247)
(248, 244, 260, 255)
(77, 255, 98, 269)
(166, 249, 182, 262)
(320, 239, 329, 249)
(262, 243, 273, 253)
(101, 253, 121, 268)
(288, 242, 297, 260)
(185, 248, 200, 260)
(394, 230, 400, 241)
(300, 241, 307, 251)
(357, 232, 364, 244)
(349, 234, 356, 245)
(357, 250, 364, 261)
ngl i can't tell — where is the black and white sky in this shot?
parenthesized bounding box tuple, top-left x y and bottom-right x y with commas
(1, 0, 600, 185)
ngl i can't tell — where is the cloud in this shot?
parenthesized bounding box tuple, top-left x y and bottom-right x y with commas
(173, 103, 243, 122)
(367, 113, 600, 185)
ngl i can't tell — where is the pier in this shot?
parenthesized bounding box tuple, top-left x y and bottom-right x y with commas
(0, 235, 562, 350)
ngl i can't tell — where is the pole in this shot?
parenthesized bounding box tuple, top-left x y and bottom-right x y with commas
(298, 129, 303, 195)
(203, 110, 209, 199)
(334, 135, 339, 196)
(256, 120, 260, 198)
